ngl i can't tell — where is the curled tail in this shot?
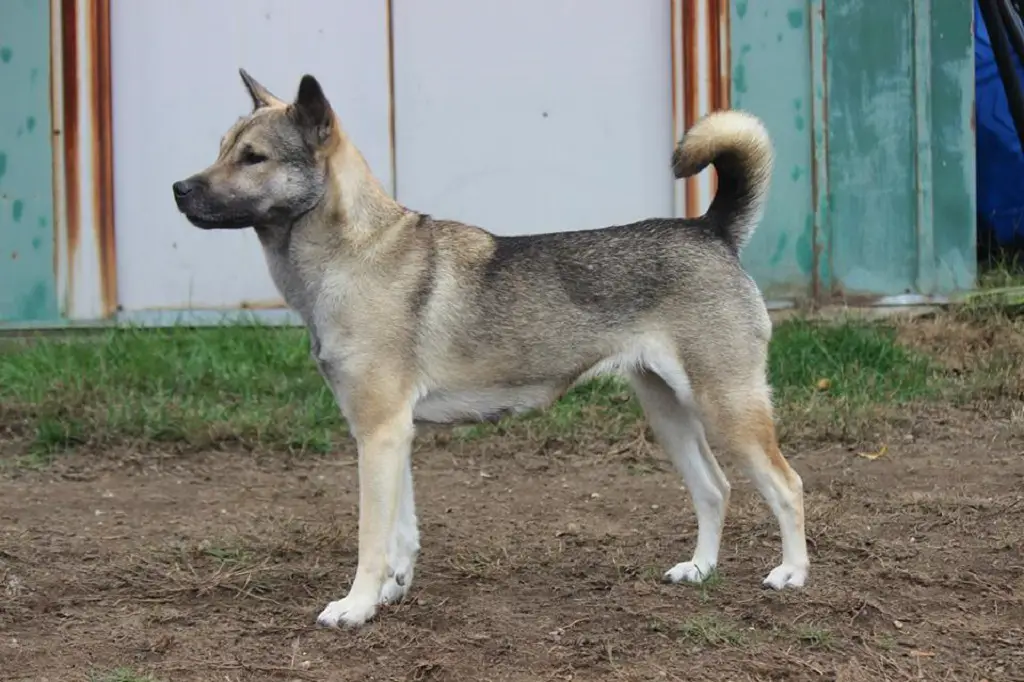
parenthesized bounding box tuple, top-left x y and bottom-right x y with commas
(672, 110, 774, 251)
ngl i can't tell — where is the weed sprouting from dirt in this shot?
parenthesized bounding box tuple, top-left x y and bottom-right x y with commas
(693, 569, 724, 603)
(675, 615, 747, 647)
(978, 246, 1024, 290)
(794, 624, 836, 650)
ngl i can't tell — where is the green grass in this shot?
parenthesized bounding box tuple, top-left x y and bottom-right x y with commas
(675, 615, 747, 647)
(0, 325, 339, 457)
(0, 319, 952, 459)
(978, 249, 1024, 290)
(793, 624, 836, 650)
(970, 249, 1024, 307)
(694, 569, 723, 603)
(768, 319, 938, 405)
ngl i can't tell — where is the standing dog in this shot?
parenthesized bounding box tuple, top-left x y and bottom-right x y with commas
(172, 70, 809, 628)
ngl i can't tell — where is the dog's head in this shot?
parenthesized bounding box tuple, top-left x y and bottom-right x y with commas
(172, 69, 336, 230)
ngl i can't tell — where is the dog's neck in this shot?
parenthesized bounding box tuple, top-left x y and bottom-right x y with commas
(259, 125, 412, 272)
(321, 126, 406, 245)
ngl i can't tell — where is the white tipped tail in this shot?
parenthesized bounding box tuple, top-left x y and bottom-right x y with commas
(672, 110, 774, 251)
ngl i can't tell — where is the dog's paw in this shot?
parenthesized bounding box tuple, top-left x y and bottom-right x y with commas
(379, 567, 413, 605)
(663, 560, 716, 584)
(316, 594, 378, 629)
(762, 563, 808, 590)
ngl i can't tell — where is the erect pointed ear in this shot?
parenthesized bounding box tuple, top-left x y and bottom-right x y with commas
(291, 74, 334, 147)
(239, 68, 283, 110)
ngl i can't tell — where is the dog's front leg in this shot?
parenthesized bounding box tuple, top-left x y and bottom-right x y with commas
(316, 380, 415, 629)
(378, 456, 419, 605)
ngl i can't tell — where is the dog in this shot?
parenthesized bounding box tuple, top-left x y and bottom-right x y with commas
(172, 69, 809, 629)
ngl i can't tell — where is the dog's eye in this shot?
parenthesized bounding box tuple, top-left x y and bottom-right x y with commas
(241, 149, 268, 165)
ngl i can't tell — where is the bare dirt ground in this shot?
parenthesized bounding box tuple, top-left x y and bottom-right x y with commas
(2, 403, 1023, 682)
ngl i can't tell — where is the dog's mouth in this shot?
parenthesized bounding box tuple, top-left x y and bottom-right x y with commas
(175, 199, 254, 230)
(182, 213, 254, 231)
(174, 179, 255, 230)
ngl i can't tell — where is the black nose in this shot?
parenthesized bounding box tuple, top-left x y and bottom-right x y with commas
(172, 180, 194, 199)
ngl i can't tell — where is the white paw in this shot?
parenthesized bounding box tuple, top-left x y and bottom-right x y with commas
(762, 563, 808, 590)
(316, 593, 378, 628)
(663, 560, 716, 584)
(379, 566, 414, 605)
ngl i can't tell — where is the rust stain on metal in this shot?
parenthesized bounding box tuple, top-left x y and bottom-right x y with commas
(89, 0, 118, 317)
(60, 0, 80, 285)
(386, 0, 397, 197)
(239, 299, 288, 311)
(139, 299, 288, 312)
(682, 0, 701, 218)
(707, 0, 722, 113)
(670, 0, 678, 143)
(56, 0, 119, 318)
(59, 0, 119, 317)
(708, 0, 731, 198)
(827, 291, 884, 308)
(674, 1, 731, 217)
(715, 0, 731, 109)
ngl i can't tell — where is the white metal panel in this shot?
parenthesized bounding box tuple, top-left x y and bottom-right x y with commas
(392, 0, 673, 236)
(110, 0, 391, 312)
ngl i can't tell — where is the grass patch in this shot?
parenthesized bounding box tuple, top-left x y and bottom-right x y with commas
(978, 246, 1024, 290)
(694, 569, 723, 603)
(767, 319, 943, 442)
(0, 317, 962, 459)
(769, 320, 938, 404)
(793, 624, 836, 650)
(675, 615, 746, 647)
(201, 543, 252, 565)
(0, 325, 339, 457)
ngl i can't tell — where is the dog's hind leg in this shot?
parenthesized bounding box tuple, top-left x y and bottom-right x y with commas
(698, 374, 809, 590)
(629, 367, 730, 583)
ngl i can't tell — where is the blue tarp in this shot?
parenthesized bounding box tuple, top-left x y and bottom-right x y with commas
(975, 0, 1024, 245)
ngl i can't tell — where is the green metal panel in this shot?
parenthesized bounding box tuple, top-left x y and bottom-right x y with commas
(928, 0, 976, 294)
(731, 0, 816, 301)
(825, 0, 919, 297)
(0, 0, 57, 323)
(732, 0, 974, 303)
(823, 0, 975, 299)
